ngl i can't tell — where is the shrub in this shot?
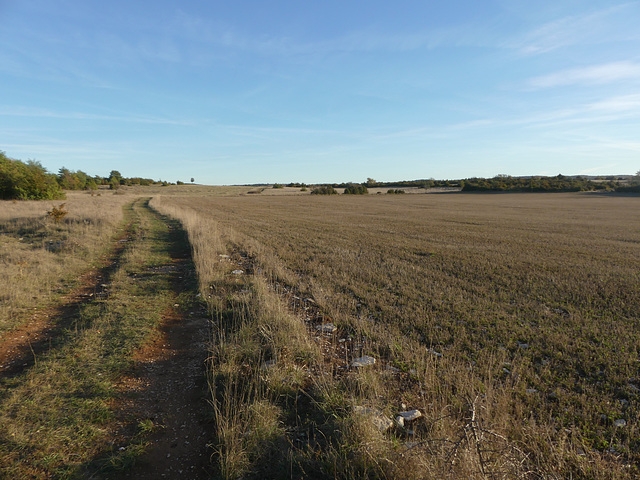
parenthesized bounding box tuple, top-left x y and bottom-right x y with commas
(273, 184, 284, 189)
(310, 185, 337, 195)
(47, 203, 68, 223)
(387, 189, 405, 194)
(343, 184, 368, 195)
(0, 152, 65, 200)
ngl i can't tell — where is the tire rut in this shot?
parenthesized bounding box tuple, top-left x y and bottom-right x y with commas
(110, 201, 214, 479)
(0, 216, 135, 378)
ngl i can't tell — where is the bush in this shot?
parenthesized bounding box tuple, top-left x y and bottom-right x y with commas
(387, 189, 405, 194)
(47, 203, 68, 223)
(310, 185, 337, 195)
(273, 184, 284, 189)
(0, 152, 65, 200)
(343, 184, 368, 195)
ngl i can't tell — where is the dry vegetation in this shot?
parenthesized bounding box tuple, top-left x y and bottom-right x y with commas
(0, 191, 136, 334)
(152, 192, 640, 479)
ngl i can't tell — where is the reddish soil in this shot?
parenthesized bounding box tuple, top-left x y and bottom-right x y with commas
(110, 214, 215, 479)
(113, 306, 214, 479)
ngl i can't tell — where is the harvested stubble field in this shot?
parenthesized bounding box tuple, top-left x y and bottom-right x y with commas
(152, 191, 640, 479)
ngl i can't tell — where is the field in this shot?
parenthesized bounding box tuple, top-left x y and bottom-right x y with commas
(1, 189, 639, 479)
(153, 191, 640, 479)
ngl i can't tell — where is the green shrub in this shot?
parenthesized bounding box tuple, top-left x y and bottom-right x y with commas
(0, 152, 65, 200)
(343, 184, 368, 195)
(386, 189, 405, 194)
(310, 185, 337, 195)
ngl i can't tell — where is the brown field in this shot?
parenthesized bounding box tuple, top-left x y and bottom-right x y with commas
(152, 191, 640, 479)
(1, 188, 639, 479)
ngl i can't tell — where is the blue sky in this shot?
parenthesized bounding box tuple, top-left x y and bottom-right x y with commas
(1, 0, 639, 184)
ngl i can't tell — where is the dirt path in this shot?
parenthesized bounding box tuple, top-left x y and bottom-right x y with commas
(0, 199, 215, 478)
(113, 206, 214, 479)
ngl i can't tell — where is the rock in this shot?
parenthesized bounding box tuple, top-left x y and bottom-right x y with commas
(615, 419, 627, 427)
(526, 388, 538, 394)
(316, 323, 337, 333)
(351, 355, 376, 367)
(395, 416, 405, 428)
(219, 254, 230, 258)
(232, 269, 243, 275)
(353, 406, 393, 432)
(518, 342, 529, 349)
(428, 348, 442, 358)
(398, 410, 422, 422)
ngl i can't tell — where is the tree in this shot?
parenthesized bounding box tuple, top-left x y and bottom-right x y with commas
(344, 184, 368, 194)
(365, 177, 377, 187)
(0, 152, 64, 200)
(191, 177, 195, 183)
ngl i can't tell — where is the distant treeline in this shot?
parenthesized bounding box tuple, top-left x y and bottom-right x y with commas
(0, 151, 169, 200)
(291, 174, 640, 194)
(461, 175, 609, 192)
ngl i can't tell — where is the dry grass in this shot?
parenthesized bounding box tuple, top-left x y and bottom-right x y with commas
(155, 192, 640, 479)
(0, 191, 138, 333)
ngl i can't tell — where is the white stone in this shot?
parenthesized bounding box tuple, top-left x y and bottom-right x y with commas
(316, 323, 337, 333)
(395, 416, 405, 428)
(615, 419, 627, 427)
(398, 410, 422, 422)
(232, 270, 243, 275)
(351, 355, 376, 367)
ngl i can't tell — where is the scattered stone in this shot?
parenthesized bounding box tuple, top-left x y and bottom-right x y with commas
(526, 388, 538, 394)
(398, 410, 422, 422)
(428, 348, 442, 358)
(615, 419, 627, 427)
(503, 368, 511, 374)
(353, 406, 393, 432)
(351, 355, 376, 368)
(395, 416, 405, 428)
(218, 254, 230, 258)
(316, 323, 337, 333)
(231, 269, 243, 275)
(518, 342, 529, 350)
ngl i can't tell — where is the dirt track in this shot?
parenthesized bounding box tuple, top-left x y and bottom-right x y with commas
(0, 199, 215, 478)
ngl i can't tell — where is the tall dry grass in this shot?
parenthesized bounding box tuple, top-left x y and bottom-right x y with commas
(0, 191, 136, 333)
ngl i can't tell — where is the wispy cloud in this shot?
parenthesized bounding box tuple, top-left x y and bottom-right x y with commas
(0, 106, 191, 125)
(510, 3, 640, 55)
(528, 62, 640, 88)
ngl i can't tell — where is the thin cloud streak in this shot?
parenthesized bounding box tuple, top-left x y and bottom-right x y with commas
(0, 107, 192, 126)
(528, 62, 640, 88)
